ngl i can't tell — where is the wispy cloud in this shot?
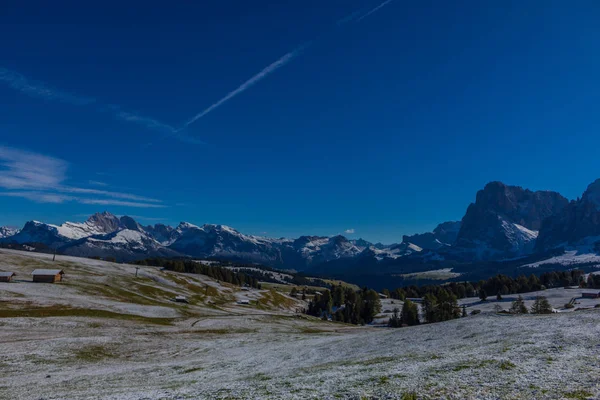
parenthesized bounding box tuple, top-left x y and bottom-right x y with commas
(182, 43, 310, 129)
(0, 67, 199, 144)
(88, 180, 108, 187)
(0, 67, 96, 105)
(0, 146, 165, 208)
(344, 228, 355, 234)
(356, 0, 395, 22)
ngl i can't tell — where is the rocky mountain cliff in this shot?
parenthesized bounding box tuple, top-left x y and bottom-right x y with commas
(4, 179, 600, 267)
(535, 179, 600, 251)
(402, 221, 461, 250)
(453, 182, 569, 259)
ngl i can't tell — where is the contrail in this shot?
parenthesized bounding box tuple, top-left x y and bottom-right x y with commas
(182, 43, 310, 129)
(356, 0, 395, 22)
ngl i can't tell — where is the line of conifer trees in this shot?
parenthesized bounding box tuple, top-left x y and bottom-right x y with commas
(134, 258, 261, 288)
(383, 269, 589, 302)
(306, 286, 382, 325)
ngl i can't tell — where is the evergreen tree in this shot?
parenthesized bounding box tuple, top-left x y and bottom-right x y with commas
(400, 299, 420, 326)
(422, 293, 438, 323)
(510, 295, 528, 314)
(496, 291, 502, 301)
(530, 296, 553, 314)
(479, 289, 487, 301)
(388, 307, 401, 328)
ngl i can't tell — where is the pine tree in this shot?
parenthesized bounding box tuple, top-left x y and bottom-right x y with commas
(531, 296, 553, 314)
(510, 295, 528, 314)
(400, 299, 420, 326)
(388, 307, 401, 328)
(422, 293, 438, 323)
(479, 289, 487, 301)
(496, 291, 502, 301)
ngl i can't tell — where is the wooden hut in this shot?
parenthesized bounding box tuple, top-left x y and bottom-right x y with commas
(0, 272, 16, 282)
(31, 269, 64, 283)
(582, 292, 600, 299)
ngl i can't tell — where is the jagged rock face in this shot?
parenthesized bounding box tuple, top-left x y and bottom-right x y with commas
(87, 212, 121, 233)
(168, 224, 284, 264)
(4, 221, 69, 247)
(455, 182, 568, 258)
(144, 224, 175, 245)
(433, 221, 462, 245)
(0, 226, 18, 239)
(119, 216, 144, 232)
(402, 221, 461, 250)
(536, 179, 600, 251)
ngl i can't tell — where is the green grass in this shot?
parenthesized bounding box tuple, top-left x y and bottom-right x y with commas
(298, 327, 327, 334)
(257, 289, 297, 309)
(0, 305, 174, 325)
(73, 345, 117, 362)
(401, 392, 418, 400)
(564, 390, 593, 399)
(499, 360, 516, 370)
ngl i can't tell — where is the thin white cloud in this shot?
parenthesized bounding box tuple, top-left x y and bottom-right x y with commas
(0, 67, 201, 144)
(0, 191, 74, 204)
(0, 67, 96, 105)
(78, 199, 166, 208)
(344, 228, 355, 234)
(121, 215, 166, 222)
(356, 0, 395, 22)
(88, 180, 108, 187)
(0, 146, 164, 208)
(182, 43, 310, 129)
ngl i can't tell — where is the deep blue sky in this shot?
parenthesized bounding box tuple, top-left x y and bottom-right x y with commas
(1, 0, 599, 243)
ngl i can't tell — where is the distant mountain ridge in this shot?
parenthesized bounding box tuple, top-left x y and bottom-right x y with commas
(2, 179, 600, 270)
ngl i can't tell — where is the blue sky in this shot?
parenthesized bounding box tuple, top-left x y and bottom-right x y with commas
(1, 0, 600, 243)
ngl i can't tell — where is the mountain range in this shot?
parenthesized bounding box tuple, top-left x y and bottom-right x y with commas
(2, 179, 600, 273)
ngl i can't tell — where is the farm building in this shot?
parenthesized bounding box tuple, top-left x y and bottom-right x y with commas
(31, 269, 64, 283)
(582, 292, 600, 299)
(0, 272, 16, 282)
(174, 295, 189, 303)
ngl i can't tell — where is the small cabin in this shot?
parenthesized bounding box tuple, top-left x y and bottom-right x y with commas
(0, 272, 16, 282)
(582, 292, 600, 299)
(174, 295, 189, 303)
(31, 269, 64, 283)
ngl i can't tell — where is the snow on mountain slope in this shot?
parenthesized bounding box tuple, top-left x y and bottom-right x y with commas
(62, 229, 180, 261)
(501, 219, 538, 254)
(0, 226, 18, 239)
(367, 242, 423, 261)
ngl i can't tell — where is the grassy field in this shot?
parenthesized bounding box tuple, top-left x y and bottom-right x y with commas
(1, 249, 599, 400)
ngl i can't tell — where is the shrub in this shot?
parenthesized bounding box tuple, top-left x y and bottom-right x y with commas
(470, 309, 481, 315)
(564, 303, 575, 309)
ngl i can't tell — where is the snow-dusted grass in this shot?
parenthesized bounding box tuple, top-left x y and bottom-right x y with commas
(1, 309, 599, 399)
(522, 250, 600, 269)
(397, 268, 462, 281)
(1, 249, 600, 399)
(458, 287, 600, 313)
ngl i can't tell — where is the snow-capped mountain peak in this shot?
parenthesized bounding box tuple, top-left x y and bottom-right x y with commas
(0, 226, 19, 239)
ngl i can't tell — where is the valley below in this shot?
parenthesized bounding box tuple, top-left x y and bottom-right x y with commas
(1, 249, 599, 399)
